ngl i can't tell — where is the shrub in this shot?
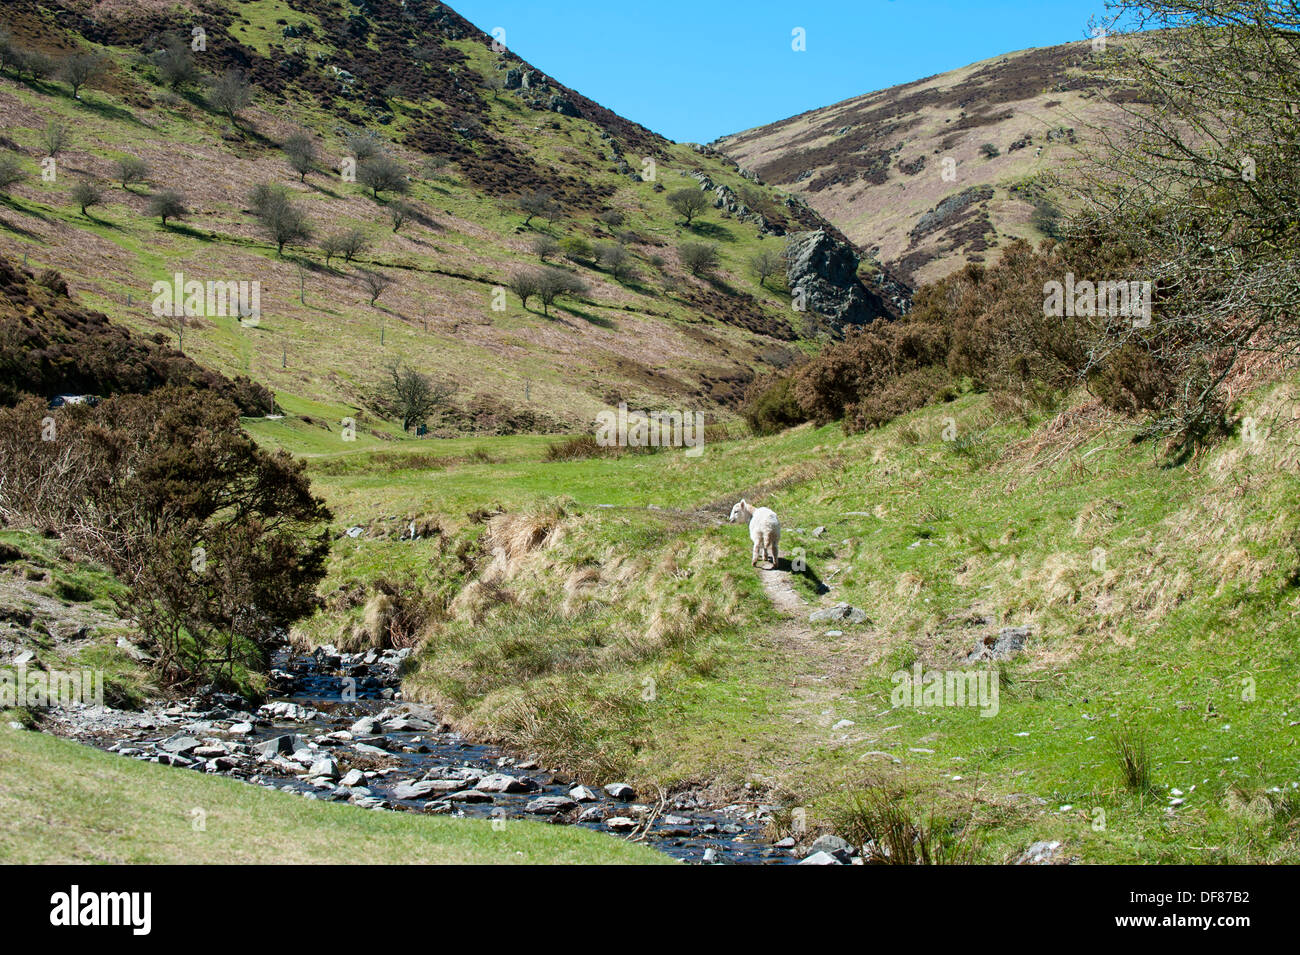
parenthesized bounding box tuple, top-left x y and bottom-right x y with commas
(0, 387, 330, 686)
(678, 240, 719, 276)
(741, 374, 807, 435)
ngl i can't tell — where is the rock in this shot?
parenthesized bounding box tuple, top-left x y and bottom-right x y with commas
(798, 850, 844, 865)
(832, 719, 855, 730)
(604, 782, 636, 801)
(605, 816, 638, 832)
(158, 734, 201, 755)
(475, 773, 538, 794)
(349, 717, 378, 735)
(446, 789, 494, 803)
(809, 602, 869, 624)
(1014, 840, 1062, 865)
(785, 230, 888, 330)
(809, 834, 855, 861)
(774, 836, 797, 849)
(227, 722, 254, 735)
(969, 625, 1032, 662)
(306, 756, 338, 780)
(339, 769, 365, 787)
(578, 805, 605, 823)
(392, 779, 450, 800)
(525, 796, 578, 815)
(568, 785, 598, 802)
(12, 650, 35, 666)
(811, 526, 826, 538)
(252, 734, 308, 759)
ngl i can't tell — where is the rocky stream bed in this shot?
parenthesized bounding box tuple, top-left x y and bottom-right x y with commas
(42, 647, 845, 865)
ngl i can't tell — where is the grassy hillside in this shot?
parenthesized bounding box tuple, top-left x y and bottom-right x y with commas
(0, 0, 848, 435)
(0, 724, 668, 863)
(274, 374, 1300, 863)
(715, 41, 1138, 286)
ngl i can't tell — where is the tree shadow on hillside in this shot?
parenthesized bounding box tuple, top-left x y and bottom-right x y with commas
(689, 221, 735, 242)
(558, 303, 615, 328)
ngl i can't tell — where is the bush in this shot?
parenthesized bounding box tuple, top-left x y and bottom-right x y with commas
(0, 387, 330, 686)
(678, 241, 719, 276)
(741, 374, 807, 435)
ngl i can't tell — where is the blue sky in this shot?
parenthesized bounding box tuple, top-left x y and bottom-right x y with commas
(451, 1, 1109, 142)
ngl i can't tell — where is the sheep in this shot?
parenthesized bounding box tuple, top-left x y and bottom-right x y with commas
(729, 499, 781, 569)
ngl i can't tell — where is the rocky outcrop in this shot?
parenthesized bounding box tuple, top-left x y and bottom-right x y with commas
(785, 230, 889, 330)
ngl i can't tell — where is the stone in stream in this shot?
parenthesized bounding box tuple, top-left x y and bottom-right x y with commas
(352, 742, 389, 756)
(305, 756, 338, 780)
(603, 782, 636, 801)
(578, 806, 605, 823)
(445, 790, 494, 803)
(808, 834, 855, 861)
(605, 816, 637, 832)
(157, 734, 202, 755)
(393, 778, 464, 800)
(798, 850, 844, 865)
(252, 734, 310, 759)
(349, 716, 378, 735)
(524, 796, 577, 815)
(475, 773, 539, 794)
(568, 785, 598, 802)
(227, 722, 254, 735)
(339, 769, 365, 788)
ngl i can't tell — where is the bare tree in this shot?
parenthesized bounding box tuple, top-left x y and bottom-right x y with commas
(749, 248, 782, 289)
(388, 199, 416, 233)
(668, 187, 709, 226)
(1065, 0, 1300, 441)
(0, 155, 24, 193)
(70, 179, 102, 216)
(208, 69, 252, 125)
(535, 267, 588, 316)
(153, 35, 199, 90)
(514, 189, 560, 227)
(358, 268, 394, 306)
(283, 131, 317, 181)
(248, 183, 311, 254)
(345, 129, 384, 161)
(357, 154, 408, 199)
(148, 189, 187, 226)
(383, 360, 456, 432)
(595, 240, 635, 281)
(531, 234, 559, 261)
(40, 119, 69, 158)
(507, 268, 542, 310)
(61, 52, 103, 99)
(114, 154, 149, 190)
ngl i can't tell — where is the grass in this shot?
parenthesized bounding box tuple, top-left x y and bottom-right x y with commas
(270, 375, 1300, 863)
(0, 725, 669, 864)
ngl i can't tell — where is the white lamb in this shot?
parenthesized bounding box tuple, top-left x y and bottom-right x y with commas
(729, 499, 781, 569)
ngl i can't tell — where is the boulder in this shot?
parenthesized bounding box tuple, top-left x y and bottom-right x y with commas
(785, 230, 888, 330)
(603, 782, 636, 801)
(809, 602, 869, 624)
(525, 796, 578, 815)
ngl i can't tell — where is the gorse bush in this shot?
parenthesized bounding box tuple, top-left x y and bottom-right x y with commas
(0, 387, 331, 687)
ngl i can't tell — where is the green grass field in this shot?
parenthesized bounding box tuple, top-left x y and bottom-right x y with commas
(0, 725, 668, 864)
(268, 376, 1300, 863)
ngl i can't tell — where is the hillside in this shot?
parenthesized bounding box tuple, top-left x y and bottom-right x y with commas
(0, 0, 886, 438)
(715, 41, 1139, 286)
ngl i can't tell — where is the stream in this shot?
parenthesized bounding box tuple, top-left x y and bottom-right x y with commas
(66, 646, 797, 865)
